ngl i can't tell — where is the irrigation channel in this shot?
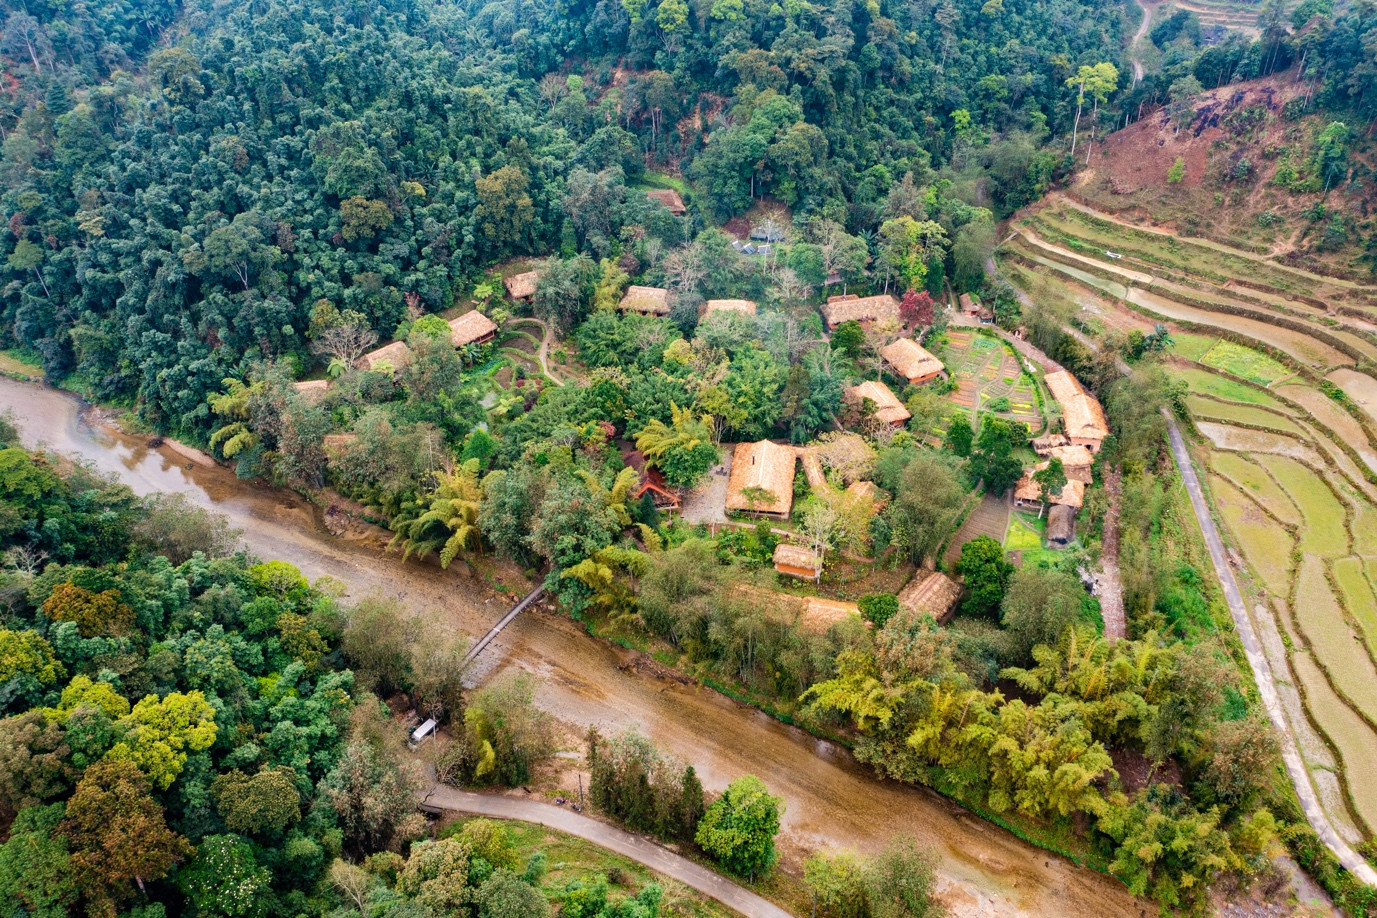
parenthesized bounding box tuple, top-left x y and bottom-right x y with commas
(0, 375, 1140, 916)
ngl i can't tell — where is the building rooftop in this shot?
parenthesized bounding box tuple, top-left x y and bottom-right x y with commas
(897, 571, 963, 624)
(504, 270, 539, 300)
(448, 310, 499, 347)
(845, 380, 911, 426)
(725, 440, 797, 516)
(619, 285, 671, 315)
(704, 298, 757, 316)
(1044, 371, 1109, 443)
(879, 337, 943, 383)
(821, 294, 900, 327)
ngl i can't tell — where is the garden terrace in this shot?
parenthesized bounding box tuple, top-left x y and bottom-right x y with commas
(937, 330, 1043, 428)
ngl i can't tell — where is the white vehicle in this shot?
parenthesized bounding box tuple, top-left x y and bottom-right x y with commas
(408, 718, 438, 748)
(1105, 251, 1123, 259)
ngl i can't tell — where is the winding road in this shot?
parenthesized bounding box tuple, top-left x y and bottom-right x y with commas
(1129, 0, 1151, 86)
(1163, 414, 1377, 887)
(419, 785, 794, 918)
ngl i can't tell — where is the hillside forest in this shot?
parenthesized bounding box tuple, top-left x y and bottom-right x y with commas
(2, 0, 1377, 913)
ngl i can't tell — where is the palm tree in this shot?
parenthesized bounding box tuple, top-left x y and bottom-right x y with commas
(389, 459, 484, 567)
(576, 466, 639, 528)
(635, 404, 715, 485)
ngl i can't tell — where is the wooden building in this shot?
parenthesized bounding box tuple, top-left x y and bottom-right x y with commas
(1013, 466, 1086, 511)
(1047, 504, 1077, 547)
(620, 448, 682, 513)
(1041, 444, 1095, 484)
(820, 294, 900, 330)
(844, 380, 911, 428)
(725, 440, 797, 518)
(879, 337, 944, 385)
(358, 339, 412, 372)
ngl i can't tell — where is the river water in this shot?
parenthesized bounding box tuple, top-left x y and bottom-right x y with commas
(0, 376, 1136, 916)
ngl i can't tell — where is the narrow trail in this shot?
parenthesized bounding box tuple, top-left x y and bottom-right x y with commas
(1129, 0, 1151, 85)
(1163, 415, 1377, 887)
(419, 785, 795, 918)
(528, 318, 565, 387)
(1096, 469, 1127, 641)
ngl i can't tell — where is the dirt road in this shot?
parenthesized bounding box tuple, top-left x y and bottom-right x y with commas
(1130, 0, 1151, 85)
(421, 785, 795, 918)
(1164, 413, 1377, 886)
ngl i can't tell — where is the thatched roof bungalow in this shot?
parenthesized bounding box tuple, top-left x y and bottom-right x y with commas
(897, 571, 963, 625)
(293, 379, 330, 402)
(619, 285, 671, 316)
(725, 440, 797, 518)
(820, 294, 899, 330)
(504, 270, 539, 301)
(880, 338, 943, 385)
(1042, 444, 1095, 484)
(358, 340, 411, 372)
(704, 298, 757, 316)
(1013, 466, 1086, 510)
(1047, 504, 1077, 547)
(773, 543, 823, 581)
(844, 380, 911, 428)
(448, 310, 498, 348)
(646, 189, 686, 215)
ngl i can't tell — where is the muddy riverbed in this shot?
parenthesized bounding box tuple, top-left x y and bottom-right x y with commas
(0, 376, 1140, 917)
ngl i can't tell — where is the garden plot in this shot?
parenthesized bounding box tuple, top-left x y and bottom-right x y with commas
(1199, 339, 1289, 386)
(1184, 396, 1302, 435)
(1211, 474, 1294, 596)
(939, 332, 1042, 426)
(1170, 333, 1219, 362)
(1255, 455, 1349, 558)
(1208, 452, 1301, 527)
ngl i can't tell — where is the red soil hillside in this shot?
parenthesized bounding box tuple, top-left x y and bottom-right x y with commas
(1068, 72, 1374, 277)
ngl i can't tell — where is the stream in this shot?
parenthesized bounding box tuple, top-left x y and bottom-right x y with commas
(0, 375, 1138, 917)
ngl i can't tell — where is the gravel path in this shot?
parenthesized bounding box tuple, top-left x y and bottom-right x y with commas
(528, 318, 564, 387)
(419, 785, 796, 918)
(1096, 468, 1127, 641)
(1129, 0, 1151, 85)
(1163, 413, 1377, 887)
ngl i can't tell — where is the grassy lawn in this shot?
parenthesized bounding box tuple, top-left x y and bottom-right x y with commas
(442, 816, 744, 918)
(0, 350, 43, 378)
(641, 171, 691, 195)
(1005, 512, 1046, 551)
(1199, 339, 1289, 386)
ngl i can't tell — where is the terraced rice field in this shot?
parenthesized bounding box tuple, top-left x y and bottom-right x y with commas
(1000, 198, 1377, 842)
(1183, 396, 1302, 434)
(1199, 339, 1289, 385)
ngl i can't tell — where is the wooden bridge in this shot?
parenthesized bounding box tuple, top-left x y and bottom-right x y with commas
(458, 585, 546, 671)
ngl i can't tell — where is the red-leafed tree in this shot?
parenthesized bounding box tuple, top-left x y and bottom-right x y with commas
(899, 290, 935, 328)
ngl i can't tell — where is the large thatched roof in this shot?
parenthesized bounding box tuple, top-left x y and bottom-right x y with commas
(726, 440, 796, 516)
(897, 571, 962, 624)
(1044, 371, 1109, 445)
(821, 294, 899, 327)
(359, 340, 412, 371)
(504, 270, 539, 300)
(448, 310, 498, 347)
(619, 285, 671, 315)
(646, 188, 686, 215)
(1014, 466, 1086, 508)
(704, 298, 757, 316)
